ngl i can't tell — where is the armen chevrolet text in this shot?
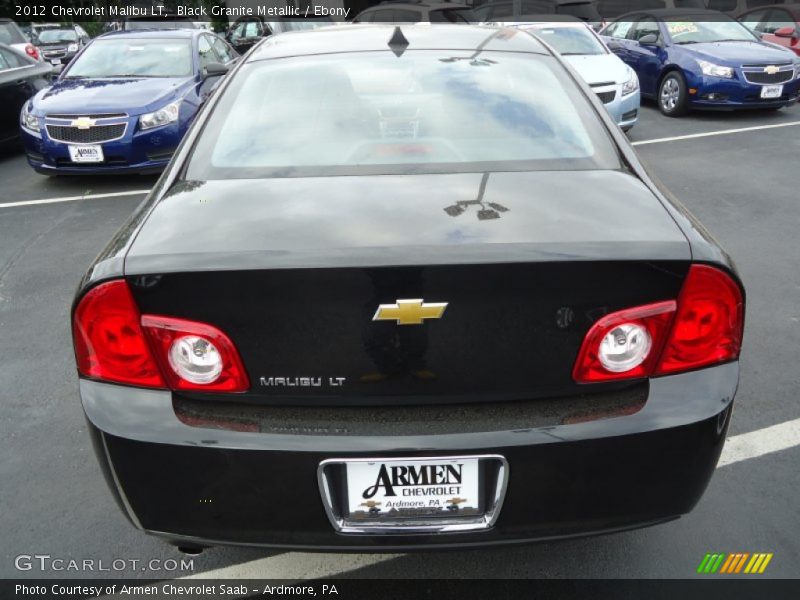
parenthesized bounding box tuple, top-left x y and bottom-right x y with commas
(73, 25, 745, 551)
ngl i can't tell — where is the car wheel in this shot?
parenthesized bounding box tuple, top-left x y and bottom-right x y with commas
(658, 72, 688, 117)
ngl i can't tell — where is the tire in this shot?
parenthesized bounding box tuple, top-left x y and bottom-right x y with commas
(658, 71, 689, 117)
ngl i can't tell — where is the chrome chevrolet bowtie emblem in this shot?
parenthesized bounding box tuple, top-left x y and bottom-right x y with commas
(372, 299, 448, 325)
(764, 65, 779, 75)
(71, 117, 96, 130)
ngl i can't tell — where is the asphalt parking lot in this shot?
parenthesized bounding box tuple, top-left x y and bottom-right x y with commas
(1, 101, 799, 580)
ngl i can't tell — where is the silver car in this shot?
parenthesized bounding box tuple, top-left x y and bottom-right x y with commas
(509, 19, 641, 131)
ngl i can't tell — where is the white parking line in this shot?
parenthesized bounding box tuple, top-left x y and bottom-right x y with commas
(0, 189, 149, 209)
(717, 417, 800, 468)
(632, 120, 800, 146)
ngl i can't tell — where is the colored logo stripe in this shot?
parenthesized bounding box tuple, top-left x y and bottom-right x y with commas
(699, 553, 773, 574)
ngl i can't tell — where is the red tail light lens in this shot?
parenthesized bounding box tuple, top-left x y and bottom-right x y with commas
(572, 301, 676, 383)
(141, 315, 250, 392)
(655, 265, 744, 375)
(73, 280, 250, 392)
(25, 44, 39, 61)
(572, 265, 744, 383)
(73, 280, 165, 388)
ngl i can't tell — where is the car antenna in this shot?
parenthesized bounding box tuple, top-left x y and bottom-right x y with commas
(388, 26, 409, 57)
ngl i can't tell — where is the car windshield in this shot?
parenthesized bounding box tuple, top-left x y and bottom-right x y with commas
(125, 20, 194, 30)
(666, 18, 757, 44)
(38, 29, 78, 43)
(187, 50, 620, 179)
(430, 9, 479, 23)
(558, 2, 602, 22)
(533, 26, 606, 55)
(270, 20, 333, 32)
(64, 38, 193, 78)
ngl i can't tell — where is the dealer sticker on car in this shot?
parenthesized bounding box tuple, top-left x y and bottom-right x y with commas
(760, 85, 783, 99)
(68, 145, 104, 163)
(346, 457, 480, 518)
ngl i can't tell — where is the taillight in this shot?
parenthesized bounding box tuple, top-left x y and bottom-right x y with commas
(572, 301, 676, 383)
(25, 44, 39, 61)
(655, 264, 744, 375)
(73, 279, 249, 392)
(141, 315, 249, 392)
(73, 280, 166, 388)
(573, 265, 744, 383)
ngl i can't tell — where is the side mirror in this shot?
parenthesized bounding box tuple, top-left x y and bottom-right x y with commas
(202, 62, 229, 79)
(638, 33, 660, 46)
(774, 26, 797, 39)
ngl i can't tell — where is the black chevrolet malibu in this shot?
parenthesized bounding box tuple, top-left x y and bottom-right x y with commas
(73, 24, 744, 551)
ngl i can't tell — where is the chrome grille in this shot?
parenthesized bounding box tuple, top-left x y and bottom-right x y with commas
(46, 123, 126, 144)
(47, 113, 127, 120)
(596, 90, 616, 104)
(742, 66, 794, 85)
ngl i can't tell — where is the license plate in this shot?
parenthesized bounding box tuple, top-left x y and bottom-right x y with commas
(345, 457, 480, 519)
(68, 145, 104, 163)
(761, 85, 783, 99)
(50, 59, 61, 66)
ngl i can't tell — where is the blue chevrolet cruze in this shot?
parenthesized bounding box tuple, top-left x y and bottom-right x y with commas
(19, 29, 238, 175)
(602, 9, 800, 116)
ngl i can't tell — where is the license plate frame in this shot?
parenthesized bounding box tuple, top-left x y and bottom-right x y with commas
(68, 145, 104, 163)
(760, 85, 783, 99)
(318, 455, 508, 534)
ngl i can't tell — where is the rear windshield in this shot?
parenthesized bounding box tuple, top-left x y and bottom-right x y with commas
(186, 50, 620, 179)
(0, 22, 26, 45)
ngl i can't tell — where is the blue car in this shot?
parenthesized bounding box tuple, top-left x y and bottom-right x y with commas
(19, 29, 238, 175)
(601, 9, 800, 116)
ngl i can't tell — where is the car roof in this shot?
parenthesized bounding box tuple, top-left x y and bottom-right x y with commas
(249, 23, 547, 61)
(480, 0, 593, 4)
(364, 1, 469, 8)
(99, 29, 201, 40)
(615, 8, 727, 19)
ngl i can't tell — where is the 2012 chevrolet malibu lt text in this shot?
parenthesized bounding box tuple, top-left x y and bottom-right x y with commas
(73, 25, 745, 551)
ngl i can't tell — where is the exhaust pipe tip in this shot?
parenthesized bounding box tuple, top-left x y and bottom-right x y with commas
(176, 545, 205, 556)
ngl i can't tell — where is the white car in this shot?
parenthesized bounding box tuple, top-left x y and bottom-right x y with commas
(0, 18, 41, 62)
(506, 19, 641, 131)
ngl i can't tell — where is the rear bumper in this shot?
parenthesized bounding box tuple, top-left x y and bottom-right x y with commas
(82, 362, 738, 550)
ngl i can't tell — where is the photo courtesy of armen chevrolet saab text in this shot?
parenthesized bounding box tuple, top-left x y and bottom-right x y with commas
(72, 24, 745, 552)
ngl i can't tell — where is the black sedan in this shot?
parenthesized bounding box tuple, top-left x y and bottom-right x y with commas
(73, 24, 744, 551)
(0, 44, 51, 150)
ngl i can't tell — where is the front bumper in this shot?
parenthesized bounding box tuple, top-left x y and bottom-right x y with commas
(686, 71, 800, 109)
(20, 116, 184, 175)
(83, 362, 738, 551)
(606, 89, 640, 130)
